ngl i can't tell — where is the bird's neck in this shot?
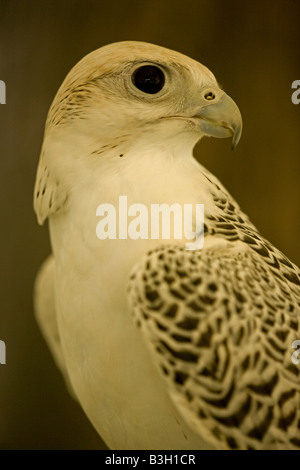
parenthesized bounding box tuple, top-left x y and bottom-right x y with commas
(48, 142, 230, 270)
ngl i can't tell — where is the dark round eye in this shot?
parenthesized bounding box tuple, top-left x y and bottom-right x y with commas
(132, 65, 165, 94)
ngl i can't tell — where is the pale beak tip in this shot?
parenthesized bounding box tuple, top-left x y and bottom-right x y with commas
(231, 121, 242, 150)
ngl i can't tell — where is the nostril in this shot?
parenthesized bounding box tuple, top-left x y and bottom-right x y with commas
(204, 91, 215, 101)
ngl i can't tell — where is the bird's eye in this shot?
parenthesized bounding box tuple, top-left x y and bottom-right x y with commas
(132, 65, 165, 94)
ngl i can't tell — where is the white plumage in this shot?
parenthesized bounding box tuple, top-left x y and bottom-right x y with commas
(34, 41, 300, 449)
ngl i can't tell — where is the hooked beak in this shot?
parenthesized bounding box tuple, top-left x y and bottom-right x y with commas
(193, 90, 242, 149)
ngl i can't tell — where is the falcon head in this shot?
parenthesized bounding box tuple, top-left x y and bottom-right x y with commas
(47, 41, 241, 149)
(35, 41, 242, 224)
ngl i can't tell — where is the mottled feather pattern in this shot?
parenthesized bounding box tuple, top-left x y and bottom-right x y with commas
(34, 147, 69, 224)
(128, 187, 300, 450)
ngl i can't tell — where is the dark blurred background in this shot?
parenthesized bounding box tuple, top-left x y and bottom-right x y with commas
(0, 0, 299, 450)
